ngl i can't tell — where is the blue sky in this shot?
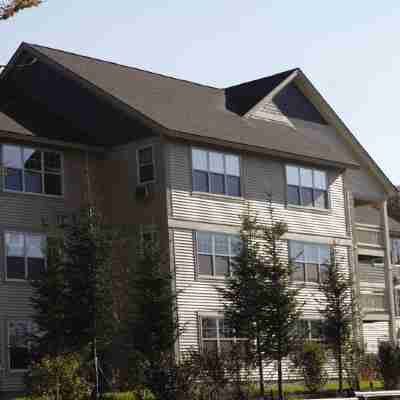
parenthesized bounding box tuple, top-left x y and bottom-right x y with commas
(1, 1, 399, 183)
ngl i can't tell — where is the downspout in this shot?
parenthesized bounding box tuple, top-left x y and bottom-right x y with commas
(381, 199, 397, 344)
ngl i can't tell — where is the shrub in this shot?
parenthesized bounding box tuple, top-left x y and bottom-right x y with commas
(360, 353, 379, 385)
(377, 341, 400, 389)
(291, 341, 328, 393)
(101, 393, 138, 400)
(25, 353, 93, 400)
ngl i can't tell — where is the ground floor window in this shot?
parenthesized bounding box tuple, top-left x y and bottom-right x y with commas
(298, 319, 324, 341)
(200, 316, 247, 353)
(8, 320, 36, 371)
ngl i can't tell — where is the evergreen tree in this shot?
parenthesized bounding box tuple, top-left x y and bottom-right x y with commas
(220, 200, 302, 400)
(125, 231, 180, 400)
(319, 247, 354, 393)
(31, 206, 116, 384)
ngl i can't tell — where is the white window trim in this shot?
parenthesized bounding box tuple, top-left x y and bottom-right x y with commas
(195, 231, 240, 279)
(5, 231, 47, 282)
(7, 319, 35, 373)
(2, 144, 64, 198)
(136, 145, 156, 185)
(300, 319, 324, 342)
(285, 164, 329, 209)
(198, 313, 246, 353)
(289, 240, 331, 284)
(191, 147, 241, 197)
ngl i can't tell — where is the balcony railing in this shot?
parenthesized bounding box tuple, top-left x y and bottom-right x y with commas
(360, 293, 386, 312)
(356, 225, 383, 248)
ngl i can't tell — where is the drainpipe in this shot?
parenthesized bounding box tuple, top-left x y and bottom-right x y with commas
(380, 199, 397, 344)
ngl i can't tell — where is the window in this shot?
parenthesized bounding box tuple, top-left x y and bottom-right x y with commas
(5, 232, 46, 280)
(8, 320, 36, 371)
(200, 316, 246, 353)
(137, 146, 155, 184)
(289, 241, 330, 283)
(196, 232, 241, 277)
(192, 148, 241, 196)
(392, 238, 400, 265)
(286, 165, 328, 208)
(3, 145, 62, 196)
(298, 320, 324, 342)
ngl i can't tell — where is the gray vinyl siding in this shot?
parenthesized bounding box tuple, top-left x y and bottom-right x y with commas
(0, 142, 91, 393)
(167, 140, 348, 240)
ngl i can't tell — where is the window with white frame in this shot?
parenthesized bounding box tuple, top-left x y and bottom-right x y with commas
(3, 144, 62, 196)
(286, 165, 328, 208)
(192, 148, 241, 196)
(392, 238, 400, 265)
(5, 232, 46, 280)
(200, 316, 247, 353)
(298, 319, 324, 342)
(289, 241, 330, 283)
(8, 320, 36, 371)
(137, 146, 155, 184)
(196, 232, 241, 277)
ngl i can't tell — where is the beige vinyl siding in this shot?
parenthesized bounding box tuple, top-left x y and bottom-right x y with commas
(173, 228, 350, 380)
(363, 322, 389, 353)
(167, 141, 348, 240)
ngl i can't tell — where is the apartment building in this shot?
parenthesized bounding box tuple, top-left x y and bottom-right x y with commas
(0, 42, 398, 394)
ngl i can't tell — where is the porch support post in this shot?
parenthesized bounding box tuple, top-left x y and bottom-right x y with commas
(380, 199, 397, 344)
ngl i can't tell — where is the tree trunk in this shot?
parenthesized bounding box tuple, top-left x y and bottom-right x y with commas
(338, 344, 343, 393)
(256, 335, 265, 398)
(277, 358, 283, 400)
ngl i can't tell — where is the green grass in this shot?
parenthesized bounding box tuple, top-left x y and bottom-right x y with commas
(250, 380, 384, 398)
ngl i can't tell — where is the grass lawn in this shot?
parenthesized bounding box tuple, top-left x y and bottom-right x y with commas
(250, 380, 384, 398)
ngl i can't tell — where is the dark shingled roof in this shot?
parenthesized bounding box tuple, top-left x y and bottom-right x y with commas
(2, 43, 359, 167)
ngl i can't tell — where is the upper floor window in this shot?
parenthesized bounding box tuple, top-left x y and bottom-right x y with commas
(8, 320, 36, 371)
(192, 148, 241, 197)
(392, 238, 400, 265)
(3, 145, 62, 196)
(201, 316, 246, 353)
(5, 232, 46, 281)
(286, 165, 328, 208)
(137, 146, 155, 184)
(196, 231, 241, 277)
(290, 241, 330, 283)
(298, 319, 324, 342)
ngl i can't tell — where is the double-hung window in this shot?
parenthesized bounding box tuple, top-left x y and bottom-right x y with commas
(196, 232, 241, 277)
(298, 320, 324, 342)
(392, 238, 400, 265)
(192, 148, 241, 196)
(137, 146, 155, 184)
(201, 316, 246, 353)
(3, 145, 62, 196)
(290, 241, 330, 283)
(8, 320, 36, 371)
(286, 165, 328, 208)
(5, 232, 46, 280)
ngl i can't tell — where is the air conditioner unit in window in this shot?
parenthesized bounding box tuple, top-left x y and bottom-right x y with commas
(135, 182, 155, 200)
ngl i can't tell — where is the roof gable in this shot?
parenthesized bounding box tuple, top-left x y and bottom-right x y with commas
(0, 43, 360, 169)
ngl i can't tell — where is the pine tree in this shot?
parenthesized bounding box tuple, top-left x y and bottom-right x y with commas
(319, 247, 354, 393)
(125, 232, 180, 400)
(220, 200, 302, 400)
(30, 206, 116, 380)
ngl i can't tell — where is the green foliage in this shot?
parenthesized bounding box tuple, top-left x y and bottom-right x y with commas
(319, 247, 355, 392)
(25, 353, 93, 400)
(125, 234, 180, 399)
(101, 392, 140, 400)
(220, 199, 302, 400)
(377, 341, 400, 389)
(31, 206, 117, 358)
(291, 341, 328, 393)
